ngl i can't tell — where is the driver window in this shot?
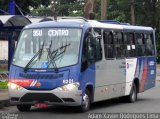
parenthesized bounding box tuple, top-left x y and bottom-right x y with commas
(87, 36, 95, 61)
(81, 29, 102, 70)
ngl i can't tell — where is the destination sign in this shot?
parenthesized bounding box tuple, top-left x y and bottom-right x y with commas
(48, 30, 69, 36)
(33, 29, 69, 37)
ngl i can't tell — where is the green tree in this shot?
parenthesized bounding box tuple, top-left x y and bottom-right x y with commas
(107, 0, 129, 22)
(30, 7, 53, 17)
(30, 0, 84, 17)
(56, 0, 84, 16)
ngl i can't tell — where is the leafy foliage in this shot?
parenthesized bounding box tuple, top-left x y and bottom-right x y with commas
(0, 82, 8, 89)
(30, 0, 84, 17)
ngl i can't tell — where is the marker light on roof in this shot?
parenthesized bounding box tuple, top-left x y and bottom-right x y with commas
(80, 24, 84, 27)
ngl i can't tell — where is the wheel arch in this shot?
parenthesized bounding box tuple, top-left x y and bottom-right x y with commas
(133, 78, 140, 93)
(85, 84, 94, 103)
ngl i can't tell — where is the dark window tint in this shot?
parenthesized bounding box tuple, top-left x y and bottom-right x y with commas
(145, 34, 155, 56)
(83, 29, 102, 64)
(93, 29, 102, 61)
(136, 33, 145, 56)
(124, 33, 136, 57)
(95, 38, 102, 61)
(87, 35, 95, 62)
(114, 32, 125, 58)
(103, 31, 114, 59)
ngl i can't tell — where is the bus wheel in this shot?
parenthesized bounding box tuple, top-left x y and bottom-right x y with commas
(127, 83, 137, 103)
(79, 90, 91, 112)
(17, 105, 31, 112)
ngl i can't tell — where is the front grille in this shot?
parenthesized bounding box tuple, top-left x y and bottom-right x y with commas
(19, 73, 63, 79)
(20, 93, 62, 103)
(62, 98, 75, 102)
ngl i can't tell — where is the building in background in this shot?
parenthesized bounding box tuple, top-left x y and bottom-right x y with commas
(0, 40, 8, 60)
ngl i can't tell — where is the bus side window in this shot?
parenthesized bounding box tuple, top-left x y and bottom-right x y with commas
(136, 33, 145, 56)
(93, 28, 102, 61)
(81, 36, 88, 71)
(103, 31, 114, 59)
(95, 38, 102, 61)
(87, 32, 102, 63)
(114, 32, 125, 58)
(145, 34, 155, 56)
(125, 33, 136, 57)
(81, 30, 102, 71)
(81, 32, 92, 71)
(87, 35, 95, 62)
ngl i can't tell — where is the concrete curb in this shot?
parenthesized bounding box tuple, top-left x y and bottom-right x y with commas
(0, 99, 10, 109)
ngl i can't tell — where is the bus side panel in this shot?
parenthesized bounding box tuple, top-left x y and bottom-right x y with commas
(143, 57, 156, 91)
(137, 57, 156, 93)
(80, 63, 95, 95)
(125, 58, 137, 96)
(94, 59, 126, 102)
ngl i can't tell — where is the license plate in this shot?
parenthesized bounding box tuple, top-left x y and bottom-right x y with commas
(34, 103, 48, 108)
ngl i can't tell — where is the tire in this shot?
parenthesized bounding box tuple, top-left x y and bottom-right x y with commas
(126, 83, 137, 103)
(17, 105, 31, 112)
(79, 90, 91, 112)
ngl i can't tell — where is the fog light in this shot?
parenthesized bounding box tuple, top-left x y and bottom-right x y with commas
(58, 83, 80, 91)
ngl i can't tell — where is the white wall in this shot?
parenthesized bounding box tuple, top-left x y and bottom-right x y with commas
(0, 41, 8, 60)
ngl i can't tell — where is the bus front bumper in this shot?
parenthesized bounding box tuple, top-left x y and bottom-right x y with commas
(8, 85, 83, 106)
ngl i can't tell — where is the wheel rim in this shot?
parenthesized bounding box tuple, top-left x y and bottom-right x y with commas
(82, 93, 90, 110)
(131, 87, 136, 101)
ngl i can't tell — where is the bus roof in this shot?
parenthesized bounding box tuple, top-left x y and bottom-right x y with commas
(89, 20, 123, 30)
(89, 20, 153, 33)
(25, 20, 86, 29)
(24, 19, 153, 33)
(122, 24, 153, 33)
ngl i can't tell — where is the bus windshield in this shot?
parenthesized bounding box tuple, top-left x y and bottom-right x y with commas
(13, 28, 82, 69)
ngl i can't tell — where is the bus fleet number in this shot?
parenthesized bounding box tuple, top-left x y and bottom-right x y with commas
(63, 79, 74, 84)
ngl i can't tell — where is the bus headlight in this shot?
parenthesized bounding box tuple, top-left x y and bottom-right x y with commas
(8, 82, 21, 90)
(58, 83, 80, 91)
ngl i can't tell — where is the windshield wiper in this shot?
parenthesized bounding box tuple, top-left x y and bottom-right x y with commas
(24, 41, 45, 72)
(46, 40, 57, 69)
(47, 43, 70, 71)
